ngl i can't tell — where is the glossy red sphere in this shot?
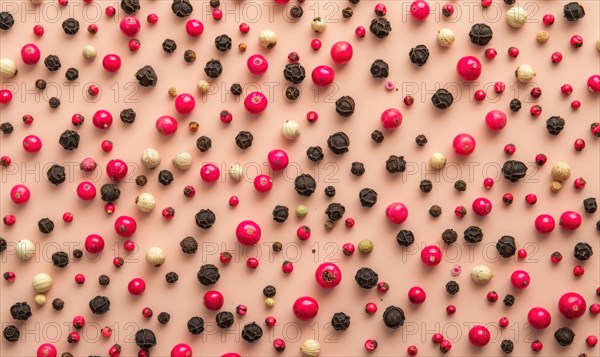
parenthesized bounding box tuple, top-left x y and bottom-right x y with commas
(244, 92, 268, 114)
(85, 234, 105, 254)
(236, 220, 261, 246)
(468, 325, 491, 347)
(534, 214, 555, 234)
(380, 108, 403, 130)
(76, 181, 96, 200)
(253, 174, 273, 192)
(330, 41, 353, 64)
(527, 307, 551, 329)
(200, 163, 220, 183)
(92, 110, 113, 129)
(420, 245, 442, 266)
(587, 75, 600, 93)
(410, 0, 430, 21)
(21, 43, 41, 65)
(485, 110, 507, 131)
(156, 115, 178, 136)
(452, 133, 476, 156)
(114, 216, 137, 237)
(247, 54, 268, 75)
(293, 296, 319, 320)
(37, 344, 57, 357)
(472, 197, 492, 216)
(558, 292, 586, 319)
(510, 270, 530, 289)
(315, 262, 342, 288)
(408, 286, 426, 304)
(311, 65, 335, 87)
(128, 278, 146, 295)
(171, 344, 192, 357)
(22, 135, 42, 153)
(385, 202, 408, 224)
(174, 93, 196, 114)
(203, 290, 224, 310)
(0, 89, 12, 104)
(106, 159, 128, 181)
(185, 19, 204, 37)
(10, 184, 31, 204)
(456, 56, 482, 81)
(559, 211, 581, 230)
(119, 16, 140, 37)
(102, 54, 121, 72)
(267, 149, 289, 170)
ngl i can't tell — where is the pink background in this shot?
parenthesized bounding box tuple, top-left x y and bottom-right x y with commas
(1, 0, 599, 356)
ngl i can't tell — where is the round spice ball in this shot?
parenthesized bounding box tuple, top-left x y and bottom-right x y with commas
(396, 230, 415, 247)
(145, 247, 166, 267)
(331, 312, 351, 331)
(554, 327, 575, 346)
(437, 28, 455, 47)
(496, 236, 517, 258)
(16, 240, 35, 261)
(82, 45, 97, 59)
(370, 17, 392, 38)
(370, 59, 389, 78)
(301, 339, 321, 357)
(358, 239, 374, 254)
(430, 152, 446, 170)
(335, 96, 355, 117)
(34, 294, 46, 306)
(359, 188, 378, 207)
(471, 265, 493, 284)
(502, 160, 527, 182)
(135, 193, 156, 212)
(295, 205, 309, 218)
(382, 306, 405, 329)
(515, 64, 536, 83)
(551, 162, 571, 182)
(409, 45, 429, 66)
(228, 163, 243, 182)
(311, 17, 326, 33)
(506, 6, 528, 28)
(536, 31, 550, 44)
(431, 89, 453, 109)
(259, 30, 277, 48)
(32, 273, 53, 293)
(563, 2, 585, 21)
(327, 132, 350, 154)
(141, 148, 161, 169)
(355, 267, 378, 289)
(281, 120, 301, 140)
(172, 151, 192, 170)
(469, 23, 493, 46)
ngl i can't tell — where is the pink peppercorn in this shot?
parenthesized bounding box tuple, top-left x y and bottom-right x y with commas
(33, 25, 44, 36)
(407, 346, 418, 356)
(571, 100, 581, 109)
(128, 39, 141, 52)
(87, 24, 98, 34)
(474, 89, 486, 101)
(282, 261, 294, 273)
(542, 14, 554, 25)
(63, 212, 73, 222)
(561, 84, 573, 95)
(530, 87, 542, 98)
(570, 35, 583, 48)
(345, 218, 355, 228)
(446, 305, 456, 314)
(3, 215, 16, 226)
(364, 339, 378, 351)
(525, 194, 537, 205)
(573, 138, 585, 151)
(101, 140, 113, 152)
(508, 47, 519, 57)
(147, 14, 158, 24)
(485, 48, 497, 59)
(310, 39, 322, 51)
(355, 26, 366, 38)
(518, 249, 527, 259)
(530, 105, 542, 117)
(504, 144, 516, 155)
(124, 240, 135, 252)
(23, 135, 42, 153)
(105, 6, 115, 17)
(442, 4, 454, 17)
(499, 317, 509, 328)
(306, 111, 318, 122)
(494, 82, 506, 94)
(365, 302, 378, 314)
(551, 52, 563, 63)
(212, 8, 223, 20)
(573, 265, 584, 277)
(239, 23, 249, 33)
(229, 196, 239, 207)
(102, 54, 121, 72)
(343, 243, 355, 255)
(74, 274, 85, 284)
(246, 258, 259, 269)
(503, 193, 514, 205)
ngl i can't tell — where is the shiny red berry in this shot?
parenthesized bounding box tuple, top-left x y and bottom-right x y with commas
(570, 35, 583, 48)
(518, 249, 527, 259)
(498, 317, 509, 328)
(530, 105, 542, 117)
(535, 153, 547, 166)
(573, 177, 586, 189)
(446, 305, 456, 314)
(355, 26, 366, 38)
(551, 52, 563, 63)
(551, 251, 562, 263)
(571, 100, 581, 109)
(507, 47, 519, 57)
(573, 265, 584, 277)
(525, 194, 537, 205)
(573, 138, 585, 151)
(542, 14, 554, 25)
(530, 87, 542, 98)
(142, 307, 153, 318)
(484, 48, 497, 59)
(494, 82, 506, 93)
(365, 302, 378, 314)
(343, 243, 355, 255)
(503, 144, 516, 155)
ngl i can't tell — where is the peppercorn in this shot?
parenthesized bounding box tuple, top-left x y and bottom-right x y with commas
(464, 226, 483, 243)
(469, 23, 493, 46)
(503, 294, 515, 306)
(351, 162, 365, 176)
(574, 242, 593, 261)
(180, 236, 198, 254)
(385, 155, 406, 173)
(494, 236, 516, 258)
(215, 311, 234, 328)
(285, 86, 300, 101)
(3, 325, 19, 342)
(118, 108, 136, 124)
(396, 230, 415, 247)
(44, 55, 61, 71)
(442, 229, 458, 245)
(49, 97, 60, 109)
(58, 130, 80, 151)
(290, 6, 303, 18)
(432, 89, 454, 109)
(342, 7, 353, 18)
(197, 264, 220, 285)
(446, 281, 460, 295)
(409, 45, 430, 66)
(335, 96, 356, 117)
(52, 298, 64, 311)
(509, 98, 522, 112)
(230, 83, 243, 95)
(98, 274, 110, 286)
(564, 2, 585, 21)
(546, 116, 565, 135)
(327, 132, 350, 154)
(272, 205, 289, 223)
(0, 122, 13, 135)
(195, 209, 216, 229)
(371, 130, 384, 143)
(501, 340, 514, 354)
(420, 180, 433, 193)
(121, 0, 140, 14)
(165, 272, 179, 283)
(214, 34, 232, 52)
(209, 0, 220, 7)
(162, 39, 177, 53)
(359, 188, 377, 208)
(73, 249, 83, 259)
(554, 327, 575, 346)
(135, 65, 158, 87)
(194, 136, 212, 152)
(370, 17, 391, 38)
(283, 63, 306, 84)
(370, 59, 389, 78)
(50, 252, 69, 268)
(10, 302, 32, 321)
(172, 0, 193, 16)
(235, 131, 253, 149)
(35, 79, 47, 90)
(501, 160, 527, 182)
(133, 329, 156, 351)
(98, 185, 119, 204)
(0, 12, 15, 30)
(429, 205, 442, 217)
(242, 322, 263, 343)
(136, 175, 147, 186)
(156, 170, 173, 186)
(355, 267, 379, 289)
(62, 18, 80, 35)
(65, 67, 79, 81)
(156, 312, 170, 325)
(183, 316, 205, 335)
(331, 312, 351, 330)
(259, 285, 276, 298)
(383, 306, 405, 329)
(89, 296, 110, 314)
(0, 238, 6, 252)
(415, 134, 428, 146)
(46, 164, 66, 185)
(583, 198, 597, 213)
(295, 174, 317, 196)
(325, 202, 346, 221)
(270, 242, 283, 253)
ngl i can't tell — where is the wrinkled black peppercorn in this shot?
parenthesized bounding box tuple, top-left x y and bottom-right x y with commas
(135, 65, 158, 87)
(172, 0, 193, 17)
(503, 0, 516, 4)
(454, 180, 467, 192)
(195, 209, 216, 229)
(89, 296, 110, 314)
(158, 170, 174, 185)
(197, 264, 220, 285)
(370, 59, 389, 78)
(469, 23, 493, 46)
(502, 160, 527, 182)
(215, 311, 234, 328)
(158, 312, 170, 325)
(335, 96, 355, 117)
(209, 0, 220, 7)
(386, 155, 406, 173)
(165, 272, 179, 283)
(58, 130, 80, 151)
(583, 198, 597, 213)
(136, 175, 147, 186)
(272, 206, 289, 223)
(98, 274, 110, 286)
(396, 230, 415, 247)
(121, 0, 140, 14)
(162, 39, 177, 53)
(52, 251, 69, 267)
(327, 132, 350, 154)
(290, 5, 303, 18)
(73, 249, 83, 259)
(429, 205, 442, 217)
(285, 86, 300, 101)
(359, 188, 377, 208)
(0, 238, 6, 252)
(574, 242, 593, 261)
(355, 267, 378, 289)
(351, 162, 365, 176)
(420, 180, 433, 193)
(196, 136, 212, 152)
(383, 306, 405, 329)
(36, 218, 53, 234)
(99, 184, 120, 203)
(180, 236, 198, 254)
(215, 34, 232, 52)
(0, 12, 15, 30)
(409, 45, 430, 66)
(65, 68, 79, 81)
(47, 164, 66, 185)
(496, 236, 517, 258)
(371, 130, 384, 143)
(235, 131, 254, 149)
(52, 298, 64, 311)
(446, 281, 460, 295)
(306, 146, 324, 162)
(503, 294, 515, 306)
(370, 17, 391, 38)
(295, 174, 317, 196)
(49, 97, 60, 109)
(501, 340, 514, 354)
(554, 327, 575, 346)
(464, 226, 483, 243)
(272, 242, 283, 252)
(62, 18, 80, 35)
(183, 49, 196, 63)
(342, 7, 353, 18)
(230, 83, 242, 95)
(242, 322, 263, 343)
(546, 116, 565, 135)
(10, 302, 32, 320)
(432, 89, 454, 109)
(44, 55, 61, 71)
(325, 202, 346, 221)
(283, 63, 306, 84)
(415, 134, 428, 146)
(509, 98, 522, 112)
(442, 229, 458, 245)
(187, 317, 204, 334)
(0, 122, 13, 134)
(564, 2, 585, 21)
(3, 325, 19, 342)
(263, 285, 276, 297)
(120, 108, 136, 124)
(331, 312, 350, 330)
(324, 186, 336, 197)
(135, 329, 156, 350)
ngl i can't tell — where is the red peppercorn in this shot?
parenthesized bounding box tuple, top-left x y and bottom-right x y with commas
(123, 240, 135, 252)
(454, 205, 466, 217)
(472, 197, 492, 216)
(570, 35, 583, 48)
(23, 135, 42, 153)
(220, 110, 233, 123)
(128, 39, 141, 52)
(408, 286, 427, 303)
(33, 25, 44, 36)
(535, 153, 547, 166)
(220, 252, 232, 264)
(102, 54, 121, 72)
(483, 178, 494, 188)
(503, 144, 516, 155)
(22, 114, 33, 125)
(108, 344, 121, 357)
(212, 8, 223, 20)
(530, 105, 542, 117)
(403, 96, 414, 106)
(147, 13, 158, 24)
(487, 291, 498, 302)
(499, 317, 509, 328)
(551, 52, 563, 63)
(203, 290, 224, 310)
(573, 138, 585, 151)
(587, 336, 598, 347)
(101, 140, 113, 152)
(525, 194, 537, 205)
(571, 100, 581, 109)
(183, 185, 196, 198)
(306, 111, 318, 122)
(559, 84, 573, 96)
(3, 215, 16, 226)
(365, 302, 378, 314)
(228, 196, 239, 206)
(374, 3, 387, 15)
(142, 307, 153, 318)
(480, 0, 491, 7)
(531, 340, 542, 352)
(161, 207, 175, 220)
(67, 331, 80, 344)
(246, 257, 259, 269)
(239, 23, 250, 33)
(474, 89, 486, 101)
(264, 316, 276, 327)
(113, 257, 124, 267)
(542, 14, 554, 25)
(407, 346, 418, 356)
(1, 156, 11, 166)
(573, 177, 586, 189)
(105, 6, 115, 17)
(236, 305, 247, 315)
(446, 305, 456, 315)
(442, 4, 454, 17)
(73, 315, 85, 329)
(502, 193, 513, 205)
(484, 48, 497, 59)
(101, 327, 112, 338)
(518, 249, 527, 259)
(4, 272, 16, 282)
(343, 243, 355, 255)
(530, 87, 542, 98)
(88, 85, 100, 96)
(573, 265, 584, 277)
(87, 24, 98, 34)
(273, 338, 286, 352)
(296, 226, 311, 240)
(377, 282, 389, 293)
(432, 333, 444, 344)
(288, 52, 300, 62)
(494, 82, 506, 94)
(508, 47, 519, 57)
(355, 26, 366, 38)
(551, 251, 562, 263)
(74, 274, 85, 284)
(364, 339, 378, 352)
(440, 340, 452, 353)
(345, 218, 355, 228)
(589, 304, 600, 315)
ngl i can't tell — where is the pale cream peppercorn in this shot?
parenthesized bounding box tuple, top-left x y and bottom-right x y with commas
(358, 240, 374, 254)
(228, 163, 244, 182)
(141, 148, 161, 169)
(265, 298, 275, 308)
(34, 294, 47, 306)
(301, 339, 321, 357)
(259, 30, 277, 48)
(430, 152, 446, 170)
(551, 162, 571, 181)
(515, 64, 536, 83)
(436, 28, 455, 47)
(550, 181, 563, 193)
(172, 151, 193, 170)
(295, 205, 309, 218)
(145, 247, 166, 267)
(32, 273, 53, 293)
(0, 58, 18, 78)
(311, 17, 326, 33)
(15, 240, 36, 261)
(82, 45, 97, 60)
(471, 265, 493, 284)
(281, 120, 301, 140)
(506, 6, 528, 28)
(168, 87, 178, 97)
(536, 31, 550, 44)
(135, 193, 157, 213)
(197, 80, 210, 94)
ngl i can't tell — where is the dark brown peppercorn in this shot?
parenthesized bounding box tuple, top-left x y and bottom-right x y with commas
(52, 251, 69, 267)
(136, 175, 147, 186)
(496, 236, 517, 258)
(162, 39, 177, 53)
(10, 302, 32, 320)
(62, 18, 79, 35)
(196, 136, 212, 152)
(242, 322, 263, 343)
(370, 17, 391, 38)
(157, 312, 170, 324)
(564, 2, 585, 21)
(0, 238, 6, 252)
(509, 98, 522, 112)
(35, 79, 46, 90)
(100, 184, 120, 202)
(47, 164, 66, 185)
(73, 249, 83, 259)
(429, 205, 442, 217)
(44, 55, 61, 71)
(573, 242, 593, 261)
(420, 180, 433, 193)
(263, 285, 276, 297)
(172, 0, 193, 17)
(283, 63, 306, 84)
(183, 49, 196, 63)
(351, 162, 365, 176)
(49, 97, 60, 109)
(583, 198, 597, 213)
(3, 325, 20, 342)
(98, 275, 110, 286)
(230, 83, 243, 95)
(325, 202, 346, 221)
(503, 0, 516, 4)
(307, 146, 324, 162)
(359, 188, 377, 208)
(89, 296, 110, 314)
(503, 294, 515, 306)
(204, 59, 222, 78)
(180, 236, 198, 254)
(285, 86, 301, 101)
(135, 329, 156, 350)
(331, 312, 350, 330)
(0, 122, 13, 134)
(442, 229, 458, 245)
(370, 59, 389, 78)
(272, 206, 289, 223)
(215, 34, 232, 52)
(324, 186, 336, 197)
(120, 108, 136, 124)
(501, 340, 514, 354)
(446, 281, 460, 295)
(469, 23, 493, 46)
(290, 6, 303, 18)
(209, 0, 220, 7)
(187, 317, 204, 335)
(135, 65, 158, 87)
(57, 130, 79, 151)
(464, 226, 483, 243)
(197, 264, 220, 285)
(158, 170, 174, 185)
(335, 96, 355, 117)
(65, 68, 79, 81)
(554, 327, 575, 346)
(327, 132, 350, 154)
(165, 272, 179, 283)
(195, 209, 216, 229)
(454, 180, 467, 192)
(432, 89, 454, 109)
(215, 311, 234, 328)
(382, 306, 405, 329)
(502, 160, 527, 182)
(396, 230, 414, 247)
(0, 12, 15, 30)
(409, 45, 430, 66)
(415, 134, 428, 146)
(121, 0, 140, 14)
(295, 174, 317, 196)
(349, 0, 360, 4)
(546, 116, 565, 135)
(342, 7, 353, 18)
(52, 298, 64, 311)
(355, 267, 379, 289)
(235, 131, 254, 149)
(371, 130, 384, 143)
(36, 218, 53, 234)
(386, 155, 406, 173)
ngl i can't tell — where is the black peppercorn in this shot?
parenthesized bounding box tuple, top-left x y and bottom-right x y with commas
(409, 45, 430, 66)
(290, 6, 303, 18)
(135, 65, 158, 87)
(172, 0, 193, 17)
(335, 96, 355, 117)
(230, 83, 243, 95)
(496, 236, 516, 258)
(325, 202, 346, 221)
(382, 306, 405, 329)
(0, 122, 13, 135)
(432, 89, 454, 109)
(415, 134, 428, 146)
(583, 198, 597, 213)
(157, 312, 170, 325)
(503, 0, 516, 3)
(342, 7, 353, 18)
(47, 164, 66, 185)
(502, 160, 527, 182)
(0, 238, 5, 253)
(235, 131, 254, 149)
(209, 0, 220, 7)
(564, 2, 585, 21)
(62, 18, 79, 35)
(89, 296, 110, 314)
(429, 205, 442, 217)
(121, 0, 140, 14)
(64, 68, 79, 81)
(0, 12, 15, 30)
(331, 312, 351, 330)
(135, 329, 156, 350)
(420, 180, 433, 193)
(215, 34, 232, 52)
(295, 174, 317, 196)
(120, 108, 136, 124)
(509, 98, 522, 112)
(351, 162, 365, 176)
(283, 63, 306, 84)
(3, 325, 20, 342)
(386, 155, 406, 173)
(197, 264, 220, 285)
(58, 130, 80, 151)
(52, 298, 64, 311)
(182, 49, 196, 63)
(136, 175, 147, 186)
(554, 327, 575, 346)
(10, 302, 32, 321)
(35, 218, 53, 235)
(35, 79, 47, 90)
(263, 285, 276, 297)
(350, 0, 360, 4)
(546, 116, 565, 135)
(195, 209, 216, 229)
(355, 267, 378, 289)
(396, 230, 415, 247)
(73, 249, 83, 259)
(100, 184, 120, 203)
(158, 170, 174, 186)
(441, 229, 458, 245)
(464, 226, 483, 243)
(180, 236, 198, 254)
(162, 39, 177, 53)
(196, 136, 212, 152)
(215, 311, 234, 328)
(371, 130, 384, 143)
(327, 132, 350, 154)
(370, 17, 391, 38)
(242, 322, 263, 343)
(186, 317, 204, 334)
(324, 186, 336, 197)
(446, 281, 460, 295)
(165, 272, 179, 283)
(359, 188, 377, 208)
(285, 86, 301, 101)
(272, 205, 289, 223)
(469, 23, 493, 46)
(574, 242, 593, 261)
(370, 59, 389, 78)
(503, 294, 515, 306)
(49, 97, 61, 109)
(454, 180, 467, 192)
(269, 242, 282, 253)
(501, 340, 514, 354)
(44, 55, 61, 71)
(203, 59, 222, 78)
(51, 251, 69, 267)
(306, 146, 324, 162)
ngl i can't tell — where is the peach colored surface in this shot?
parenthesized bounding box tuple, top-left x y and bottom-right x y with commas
(1, 0, 599, 356)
